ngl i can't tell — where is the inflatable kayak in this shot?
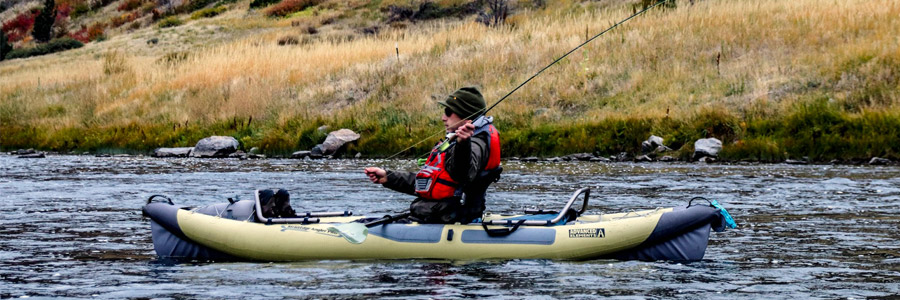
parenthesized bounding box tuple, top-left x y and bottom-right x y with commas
(142, 188, 735, 261)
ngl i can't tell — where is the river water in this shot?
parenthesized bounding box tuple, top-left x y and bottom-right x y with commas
(0, 154, 898, 299)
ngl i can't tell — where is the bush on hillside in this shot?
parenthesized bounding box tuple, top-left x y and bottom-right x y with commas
(2, 10, 39, 42)
(191, 6, 227, 19)
(264, 0, 322, 17)
(4, 37, 83, 59)
(249, 0, 279, 9)
(117, 0, 143, 11)
(187, 0, 218, 12)
(116, 11, 141, 27)
(157, 16, 183, 28)
(72, 2, 90, 17)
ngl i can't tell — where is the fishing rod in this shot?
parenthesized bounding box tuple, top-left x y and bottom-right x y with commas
(387, 0, 673, 159)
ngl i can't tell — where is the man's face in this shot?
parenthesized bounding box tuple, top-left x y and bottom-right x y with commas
(441, 107, 464, 133)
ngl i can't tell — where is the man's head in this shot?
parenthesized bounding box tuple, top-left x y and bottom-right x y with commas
(439, 86, 485, 132)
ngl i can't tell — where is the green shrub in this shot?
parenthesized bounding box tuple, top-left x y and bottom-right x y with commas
(188, 0, 218, 12)
(4, 37, 83, 59)
(72, 2, 91, 18)
(249, 0, 279, 9)
(157, 16, 183, 28)
(191, 6, 227, 19)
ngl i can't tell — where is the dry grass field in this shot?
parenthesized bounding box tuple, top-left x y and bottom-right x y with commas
(1, 0, 898, 160)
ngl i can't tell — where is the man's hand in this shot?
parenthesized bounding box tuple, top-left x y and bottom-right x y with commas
(364, 167, 388, 184)
(455, 120, 475, 141)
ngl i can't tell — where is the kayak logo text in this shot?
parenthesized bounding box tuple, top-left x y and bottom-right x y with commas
(281, 225, 341, 237)
(569, 228, 605, 238)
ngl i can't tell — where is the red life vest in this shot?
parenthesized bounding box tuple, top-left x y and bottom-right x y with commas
(415, 116, 501, 200)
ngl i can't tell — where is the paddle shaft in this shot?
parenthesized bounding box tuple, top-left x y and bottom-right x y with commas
(365, 213, 411, 228)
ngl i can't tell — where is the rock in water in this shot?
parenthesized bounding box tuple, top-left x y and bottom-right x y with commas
(321, 129, 361, 155)
(18, 153, 45, 158)
(191, 136, 239, 158)
(153, 147, 193, 158)
(693, 138, 722, 160)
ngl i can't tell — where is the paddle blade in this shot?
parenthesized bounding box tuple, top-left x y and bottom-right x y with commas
(328, 222, 368, 244)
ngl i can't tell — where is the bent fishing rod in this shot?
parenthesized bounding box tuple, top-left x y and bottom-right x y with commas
(387, 0, 673, 159)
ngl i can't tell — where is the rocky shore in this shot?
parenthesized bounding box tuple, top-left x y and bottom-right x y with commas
(5, 133, 896, 166)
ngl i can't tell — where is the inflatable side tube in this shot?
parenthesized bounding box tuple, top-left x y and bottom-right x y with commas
(605, 206, 721, 261)
(143, 202, 236, 260)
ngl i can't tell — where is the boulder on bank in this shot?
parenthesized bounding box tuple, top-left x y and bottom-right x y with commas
(565, 153, 594, 161)
(658, 155, 677, 162)
(641, 135, 665, 154)
(693, 138, 722, 160)
(321, 129, 361, 155)
(291, 151, 311, 159)
(869, 157, 892, 165)
(11, 148, 36, 155)
(191, 136, 239, 158)
(654, 145, 673, 154)
(153, 147, 193, 158)
(18, 153, 45, 158)
(310, 144, 325, 158)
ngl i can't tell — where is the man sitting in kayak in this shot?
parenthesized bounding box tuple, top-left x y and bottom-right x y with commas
(364, 86, 502, 224)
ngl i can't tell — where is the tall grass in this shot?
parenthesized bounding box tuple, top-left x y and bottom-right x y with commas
(1, 0, 898, 160)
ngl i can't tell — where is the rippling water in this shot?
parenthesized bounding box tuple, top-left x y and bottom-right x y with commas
(1, 154, 898, 299)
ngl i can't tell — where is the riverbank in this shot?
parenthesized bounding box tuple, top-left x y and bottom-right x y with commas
(1, 0, 898, 161)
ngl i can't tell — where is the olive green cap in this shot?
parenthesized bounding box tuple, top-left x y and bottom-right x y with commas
(438, 86, 486, 120)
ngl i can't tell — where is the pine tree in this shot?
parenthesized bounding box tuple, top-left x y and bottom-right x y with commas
(32, 0, 57, 43)
(1, 30, 12, 61)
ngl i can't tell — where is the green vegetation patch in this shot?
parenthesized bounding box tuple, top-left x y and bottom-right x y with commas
(4, 38, 84, 60)
(191, 6, 227, 19)
(157, 16, 184, 28)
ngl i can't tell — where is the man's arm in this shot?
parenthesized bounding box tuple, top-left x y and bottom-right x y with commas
(383, 170, 417, 196)
(364, 167, 417, 195)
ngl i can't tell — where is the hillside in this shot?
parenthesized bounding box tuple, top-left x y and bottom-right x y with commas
(1, 0, 898, 162)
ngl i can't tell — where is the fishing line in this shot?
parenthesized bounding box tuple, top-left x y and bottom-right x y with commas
(386, 0, 672, 160)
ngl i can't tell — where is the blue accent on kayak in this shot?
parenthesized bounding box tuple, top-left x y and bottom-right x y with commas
(710, 200, 737, 229)
(368, 224, 444, 243)
(461, 228, 556, 245)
